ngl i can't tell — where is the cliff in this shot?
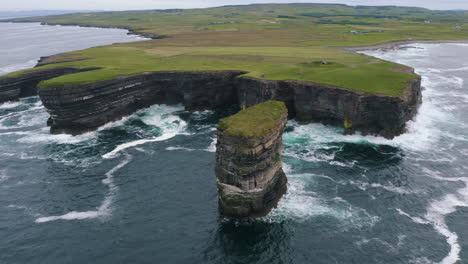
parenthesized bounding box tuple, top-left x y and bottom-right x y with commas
(215, 101, 288, 219)
(0, 66, 421, 138)
(38, 71, 245, 134)
(0, 67, 93, 104)
(237, 76, 422, 138)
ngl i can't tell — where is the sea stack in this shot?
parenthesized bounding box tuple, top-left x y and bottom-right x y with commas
(215, 100, 288, 219)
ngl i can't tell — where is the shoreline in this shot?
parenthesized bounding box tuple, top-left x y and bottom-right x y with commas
(0, 20, 163, 40)
(0, 21, 150, 78)
(345, 40, 468, 53)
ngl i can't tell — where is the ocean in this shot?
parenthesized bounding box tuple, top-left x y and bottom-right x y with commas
(0, 23, 467, 264)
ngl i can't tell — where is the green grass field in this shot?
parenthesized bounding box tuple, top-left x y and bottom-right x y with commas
(219, 100, 287, 138)
(2, 3, 468, 97)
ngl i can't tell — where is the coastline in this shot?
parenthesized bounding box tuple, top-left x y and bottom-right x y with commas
(345, 39, 468, 53)
(0, 22, 423, 138)
(0, 20, 163, 40)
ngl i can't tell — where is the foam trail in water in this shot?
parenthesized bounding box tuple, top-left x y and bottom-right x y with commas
(0, 101, 22, 109)
(35, 154, 132, 223)
(103, 104, 187, 159)
(424, 173, 468, 264)
(266, 170, 379, 228)
(361, 45, 468, 263)
(166, 146, 196, 152)
(103, 133, 177, 159)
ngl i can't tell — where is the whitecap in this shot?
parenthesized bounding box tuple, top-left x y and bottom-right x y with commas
(266, 172, 379, 228)
(166, 146, 196, 152)
(397, 167, 468, 264)
(205, 137, 217, 152)
(0, 101, 22, 109)
(17, 127, 97, 144)
(395, 208, 430, 225)
(348, 180, 415, 195)
(103, 133, 177, 159)
(102, 104, 188, 159)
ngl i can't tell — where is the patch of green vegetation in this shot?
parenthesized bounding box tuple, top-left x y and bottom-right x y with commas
(275, 152, 281, 163)
(219, 100, 287, 138)
(298, 61, 345, 68)
(317, 19, 377, 25)
(344, 119, 353, 130)
(1, 3, 467, 96)
(24, 45, 416, 96)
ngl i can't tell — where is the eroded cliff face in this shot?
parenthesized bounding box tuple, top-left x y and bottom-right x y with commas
(0, 65, 421, 138)
(38, 71, 246, 134)
(237, 76, 422, 138)
(216, 101, 288, 219)
(0, 67, 91, 104)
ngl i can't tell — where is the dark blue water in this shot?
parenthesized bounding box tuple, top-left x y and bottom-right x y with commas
(1, 23, 468, 264)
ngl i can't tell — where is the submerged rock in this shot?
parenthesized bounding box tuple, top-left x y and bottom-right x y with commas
(215, 100, 288, 219)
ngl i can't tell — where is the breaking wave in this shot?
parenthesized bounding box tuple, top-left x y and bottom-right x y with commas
(102, 104, 188, 159)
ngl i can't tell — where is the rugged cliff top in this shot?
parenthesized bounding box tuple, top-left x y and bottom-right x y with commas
(2, 4, 468, 96)
(219, 100, 287, 138)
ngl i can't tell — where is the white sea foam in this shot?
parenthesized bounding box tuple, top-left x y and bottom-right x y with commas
(17, 127, 97, 144)
(396, 208, 430, 225)
(266, 172, 379, 228)
(355, 237, 400, 253)
(348, 180, 414, 195)
(102, 105, 187, 159)
(35, 154, 132, 223)
(396, 167, 468, 264)
(205, 137, 217, 152)
(166, 146, 196, 151)
(0, 101, 22, 109)
(103, 133, 177, 159)
(421, 169, 468, 264)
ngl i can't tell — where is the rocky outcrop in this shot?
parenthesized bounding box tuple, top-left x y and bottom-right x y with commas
(38, 71, 246, 134)
(215, 101, 288, 219)
(0, 63, 421, 138)
(237, 77, 422, 138)
(0, 67, 92, 104)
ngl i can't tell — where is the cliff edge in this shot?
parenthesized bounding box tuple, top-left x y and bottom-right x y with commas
(0, 65, 421, 138)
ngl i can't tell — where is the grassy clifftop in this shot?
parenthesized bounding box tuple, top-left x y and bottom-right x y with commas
(219, 100, 287, 138)
(2, 3, 468, 96)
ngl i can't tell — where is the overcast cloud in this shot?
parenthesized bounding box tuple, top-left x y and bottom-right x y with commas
(2, 0, 468, 11)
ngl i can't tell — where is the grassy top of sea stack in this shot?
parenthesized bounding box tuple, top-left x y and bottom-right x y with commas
(2, 4, 468, 96)
(219, 100, 287, 138)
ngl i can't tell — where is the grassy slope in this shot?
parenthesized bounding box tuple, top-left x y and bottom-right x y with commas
(219, 100, 287, 138)
(2, 4, 468, 97)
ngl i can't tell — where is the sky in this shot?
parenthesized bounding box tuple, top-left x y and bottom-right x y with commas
(1, 0, 468, 11)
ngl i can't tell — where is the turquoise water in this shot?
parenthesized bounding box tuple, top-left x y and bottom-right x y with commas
(1, 23, 468, 263)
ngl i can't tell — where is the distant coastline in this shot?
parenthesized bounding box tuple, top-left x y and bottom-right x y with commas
(346, 39, 468, 52)
(0, 10, 101, 19)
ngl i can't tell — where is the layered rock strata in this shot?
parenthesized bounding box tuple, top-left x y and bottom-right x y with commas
(0, 67, 93, 104)
(39, 71, 246, 134)
(0, 63, 421, 138)
(237, 76, 422, 138)
(215, 101, 288, 219)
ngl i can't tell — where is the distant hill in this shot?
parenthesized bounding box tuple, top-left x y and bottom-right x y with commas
(0, 10, 101, 19)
